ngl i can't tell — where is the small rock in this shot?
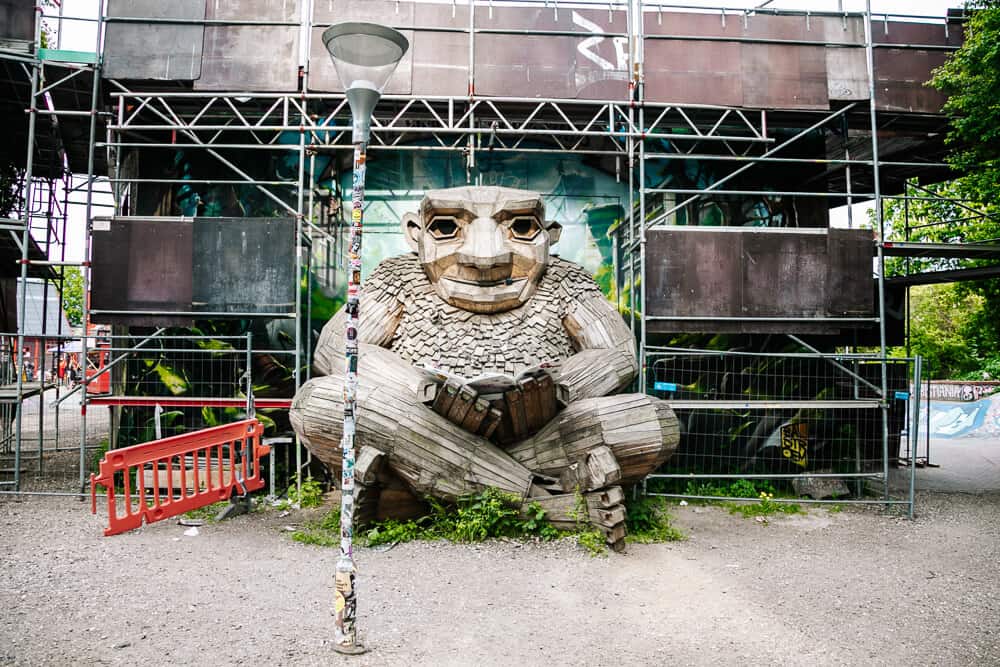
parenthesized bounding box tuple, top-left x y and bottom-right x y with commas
(113, 642, 131, 650)
(178, 519, 205, 527)
(679, 500, 688, 506)
(183, 527, 199, 537)
(792, 474, 850, 500)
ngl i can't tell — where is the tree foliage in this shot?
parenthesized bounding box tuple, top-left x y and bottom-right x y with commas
(59, 266, 84, 327)
(882, 1, 1000, 379)
(906, 283, 988, 378)
(930, 1, 1000, 209)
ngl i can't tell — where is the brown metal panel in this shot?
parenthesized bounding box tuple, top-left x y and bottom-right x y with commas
(873, 20, 962, 48)
(741, 44, 828, 110)
(192, 217, 296, 315)
(873, 48, 949, 113)
(741, 12, 825, 40)
(644, 229, 741, 319)
(195, 0, 299, 92)
(644, 10, 734, 39)
(473, 6, 628, 99)
(0, 0, 34, 42)
(644, 228, 876, 335)
(104, 0, 204, 81)
(90, 217, 193, 325)
(826, 48, 869, 101)
(742, 232, 826, 317)
(309, 0, 414, 94)
(643, 11, 741, 106)
(827, 228, 874, 316)
(644, 41, 743, 106)
(872, 19, 959, 113)
(412, 3, 470, 96)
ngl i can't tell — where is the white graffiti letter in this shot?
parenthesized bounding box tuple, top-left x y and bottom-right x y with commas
(573, 11, 616, 71)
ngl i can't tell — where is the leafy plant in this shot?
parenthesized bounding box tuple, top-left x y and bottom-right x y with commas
(364, 518, 426, 546)
(520, 501, 561, 541)
(450, 487, 524, 541)
(683, 479, 775, 499)
(279, 476, 325, 509)
(291, 487, 563, 548)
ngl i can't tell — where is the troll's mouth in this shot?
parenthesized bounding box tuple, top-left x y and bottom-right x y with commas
(443, 276, 525, 288)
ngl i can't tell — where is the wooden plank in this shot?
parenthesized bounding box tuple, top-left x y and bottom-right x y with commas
(460, 398, 490, 434)
(432, 379, 460, 416)
(518, 376, 542, 433)
(505, 386, 528, 440)
(445, 385, 476, 424)
(479, 407, 503, 439)
(585, 445, 622, 488)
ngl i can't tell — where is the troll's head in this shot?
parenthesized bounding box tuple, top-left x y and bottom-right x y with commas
(402, 186, 562, 314)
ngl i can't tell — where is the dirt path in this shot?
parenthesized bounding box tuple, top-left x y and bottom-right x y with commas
(2, 491, 998, 666)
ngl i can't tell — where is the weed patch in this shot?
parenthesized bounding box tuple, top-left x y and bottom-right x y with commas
(729, 492, 803, 519)
(626, 496, 685, 543)
(293, 488, 563, 549)
(183, 500, 231, 522)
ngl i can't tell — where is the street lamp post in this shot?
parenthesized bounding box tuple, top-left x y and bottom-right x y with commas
(322, 22, 409, 655)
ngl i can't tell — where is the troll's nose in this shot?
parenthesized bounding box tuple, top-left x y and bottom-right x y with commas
(456, 217, 512, 269)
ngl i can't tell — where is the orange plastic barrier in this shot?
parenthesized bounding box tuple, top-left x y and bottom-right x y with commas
(90, 419, 270, 536)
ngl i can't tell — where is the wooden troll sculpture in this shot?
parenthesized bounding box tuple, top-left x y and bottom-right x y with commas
(290, 186, 679, 548)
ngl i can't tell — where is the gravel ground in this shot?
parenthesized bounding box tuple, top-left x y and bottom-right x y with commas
(2, 488, 998, 666)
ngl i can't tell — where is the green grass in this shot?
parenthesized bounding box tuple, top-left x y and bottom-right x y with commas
(291, 506, 342, 547)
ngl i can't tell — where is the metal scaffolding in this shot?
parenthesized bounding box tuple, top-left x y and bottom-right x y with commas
(2, 1, 994, 514)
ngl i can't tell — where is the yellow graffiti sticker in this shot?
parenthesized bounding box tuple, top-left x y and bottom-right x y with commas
(335, 591, 346, 613)
(780, 422, 808, 468)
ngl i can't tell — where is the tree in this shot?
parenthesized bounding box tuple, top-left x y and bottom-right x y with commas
(906, 283, 986, 378)
(880, 2, 1000, 379)
(60, 266, 84, 327)
(930, 1, 1000, 210)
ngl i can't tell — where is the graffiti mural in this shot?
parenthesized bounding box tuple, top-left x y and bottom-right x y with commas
(919, 396, 1000, 439)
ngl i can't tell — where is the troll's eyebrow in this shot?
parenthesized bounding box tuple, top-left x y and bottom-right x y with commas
(493, 205, 543, 222)
(422, 204, 477, 224)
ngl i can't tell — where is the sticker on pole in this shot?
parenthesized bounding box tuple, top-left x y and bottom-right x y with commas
(894, 391, 910, 400)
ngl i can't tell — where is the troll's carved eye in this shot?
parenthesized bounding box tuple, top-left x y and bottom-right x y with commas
(428, 216, 459, 240)
(509, 216, 541, 241)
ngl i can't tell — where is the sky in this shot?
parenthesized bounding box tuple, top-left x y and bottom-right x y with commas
(42, 0, 965, 259)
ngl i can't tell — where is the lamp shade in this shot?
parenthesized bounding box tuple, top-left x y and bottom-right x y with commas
(322, 22, 409, 93)
(323, 22, 408, 142)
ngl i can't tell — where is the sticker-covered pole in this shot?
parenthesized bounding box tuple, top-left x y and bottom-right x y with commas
(335, 138, 367, 654)
(322, 20, 408, 656)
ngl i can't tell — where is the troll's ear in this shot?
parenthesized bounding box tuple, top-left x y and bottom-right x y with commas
(545, 221, 562, 245)
(402, 212, 422, 252)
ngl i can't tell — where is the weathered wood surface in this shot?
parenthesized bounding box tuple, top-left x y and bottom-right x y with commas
(522, 486, 629, 550)
(523, 486, 625, 527)
(291, 344, 536, 503)
(506, 394, 679, 484)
